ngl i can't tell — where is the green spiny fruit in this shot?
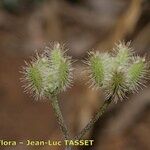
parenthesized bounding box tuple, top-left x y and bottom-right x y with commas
(46, 43, 73, 94)
(127, 57, 148, 92)
(113, 42, 133, 68)
(87, 52, 111, 90)
(87, 42, 149, 103)
(21, 54, 49, 99)
(21, 43, 73, 99)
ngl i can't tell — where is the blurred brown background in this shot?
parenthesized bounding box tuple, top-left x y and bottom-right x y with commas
(0, 0, 150, 150)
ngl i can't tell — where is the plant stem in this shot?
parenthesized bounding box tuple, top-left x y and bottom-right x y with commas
(51, 94, 71, 150)
(74, 95, 114, 140)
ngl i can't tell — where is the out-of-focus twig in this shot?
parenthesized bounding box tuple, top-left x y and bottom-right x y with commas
(133, 23, 150, 54)
(96, 0, 142, 51)
(60, 1, 115, 30)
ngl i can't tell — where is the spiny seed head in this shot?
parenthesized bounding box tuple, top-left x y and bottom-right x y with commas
(87, 52, 112, 89)
(45, 43, 73, 94)
(113, 42, 133, 68)
(127, 56, 148, 92)
(87, 42, 149, 103)
(21, 42, 73, 99)
(21, 55, 49, 99)
(105, 68, 128, 103)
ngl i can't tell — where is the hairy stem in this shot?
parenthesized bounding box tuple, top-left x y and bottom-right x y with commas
(74, 95, 114, 140)
(51, 94, 71, 150)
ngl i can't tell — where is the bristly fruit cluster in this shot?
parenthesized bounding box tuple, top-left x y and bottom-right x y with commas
(21, 41, 149, 103)
(21, 42, 73, 99)
(87, 42, 149, 103)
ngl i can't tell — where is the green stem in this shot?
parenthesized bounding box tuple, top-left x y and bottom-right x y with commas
(51, 94, 71, 150)
(74, 95, 114, 140)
